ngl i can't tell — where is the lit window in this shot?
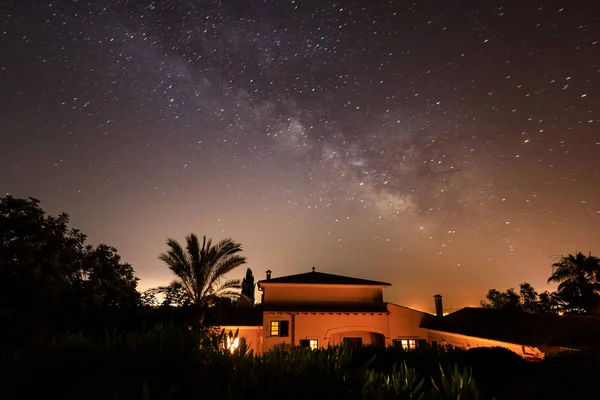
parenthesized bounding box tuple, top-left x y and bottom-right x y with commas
(270, 320, 289, 337)
(394, 339, 417, 350)
(299, 339, 319, 350)
(270, 321, 279, 336)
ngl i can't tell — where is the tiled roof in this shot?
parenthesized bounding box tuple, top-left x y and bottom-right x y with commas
(421, 307, 600, 349)
(263, 302, 390, 313)
(257, 270, 391, 286)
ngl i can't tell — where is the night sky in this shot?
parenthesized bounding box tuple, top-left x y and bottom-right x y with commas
(1, 0, 599, 311)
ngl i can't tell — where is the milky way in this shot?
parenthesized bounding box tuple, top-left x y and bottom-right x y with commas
(1, 0, 599, 310)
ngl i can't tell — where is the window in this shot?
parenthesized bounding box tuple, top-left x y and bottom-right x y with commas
(343, 337, 363, 347)
(270, 320, 289, 337)
(393, 339, 417, 350)
(300, 339, 319, 350)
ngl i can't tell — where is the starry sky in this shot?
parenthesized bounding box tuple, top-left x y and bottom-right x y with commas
(1, 0, 599, 311)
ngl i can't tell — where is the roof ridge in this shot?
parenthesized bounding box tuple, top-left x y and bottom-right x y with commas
(257, 270, 391, 286)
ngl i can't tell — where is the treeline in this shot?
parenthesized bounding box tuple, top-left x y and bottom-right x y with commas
(0, 195, 254, 349)
(481, 253, 600, 315)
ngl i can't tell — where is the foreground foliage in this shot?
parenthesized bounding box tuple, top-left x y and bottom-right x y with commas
(2, 326, 597, 400)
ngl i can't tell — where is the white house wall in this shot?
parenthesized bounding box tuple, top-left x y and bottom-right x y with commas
(425, 329, 545, 360)
(262, 285, 384, 304)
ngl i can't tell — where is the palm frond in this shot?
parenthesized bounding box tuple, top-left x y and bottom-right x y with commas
(186, 234, 201, 268)
(158, 233, 247, 308)
(159, 239, 192, 279)
(206, 255, 247, 291)
(216, 278, 242, 291)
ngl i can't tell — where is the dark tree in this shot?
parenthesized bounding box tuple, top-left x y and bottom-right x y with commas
(241, 268, 255, 304)
(157, 234, 246, 308)
(0, 196, 85, 337)
(519, 283, 539, 311)
(538, 290, 561, 314)
(548, 252, 600, 314)
(76, 244, 140, 311)
(0, 196, 141, 343)
(481, 288, 522, 310)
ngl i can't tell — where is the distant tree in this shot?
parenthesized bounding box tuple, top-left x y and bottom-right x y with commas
(140, 288, 161, 307)
(548, 252, 600, 314)
(160, 281, 193, 307)
(481, 288, 522, 310)
(157, 234, 246, 310)
(241, 268, 255, 304)
(519, 283, 539, 311)
(537, 290, 561, 314)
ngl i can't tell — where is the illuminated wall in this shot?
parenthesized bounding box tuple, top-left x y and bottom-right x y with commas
(261, 284, 384, 304)
(260, 304, 433, 353)
(425, 329, 545, 360)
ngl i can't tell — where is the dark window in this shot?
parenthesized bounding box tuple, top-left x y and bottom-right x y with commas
(418, 339, 427, 348)
(270, 320, 289, 337)
(343, 337, 362, 347)
(280, 321, 289, 337)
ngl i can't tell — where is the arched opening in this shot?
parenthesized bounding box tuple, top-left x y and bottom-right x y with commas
(329, 330, 386, 347)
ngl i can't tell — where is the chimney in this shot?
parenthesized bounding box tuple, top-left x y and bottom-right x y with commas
(434, 294, 443, 317)
(266, 269, 272, 280)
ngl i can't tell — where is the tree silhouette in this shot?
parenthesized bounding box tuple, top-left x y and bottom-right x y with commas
(537, 290, 561, 314)
(157, 234, 246, 308)
(0, 195, 140, 343)
(519, 283, 539, 311)
(548, 252, 600, 314)
(241, 268, 255, 304)
(481, 288, 522, 310)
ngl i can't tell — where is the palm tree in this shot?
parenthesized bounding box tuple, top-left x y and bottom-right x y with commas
(158, 234, 247, 308)
(548, 252, 600, 314)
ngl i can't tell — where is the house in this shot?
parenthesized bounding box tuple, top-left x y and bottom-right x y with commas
(214, 267, 435, 355)
(421, 307, 600, 360)
(214, 268, 600, 358)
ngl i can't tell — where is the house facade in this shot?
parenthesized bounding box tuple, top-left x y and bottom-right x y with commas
(216, 268, 434, 355)
(214, 268, 600, 358)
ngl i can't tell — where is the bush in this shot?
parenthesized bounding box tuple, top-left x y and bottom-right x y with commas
(1, 328, 492, 400)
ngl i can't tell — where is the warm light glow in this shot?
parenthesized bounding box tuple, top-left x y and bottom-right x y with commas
(395, 339, 417, 350)
(270, 321, 279, 336)
(225, 336, 240, 353)
(309, 339, 318, 350)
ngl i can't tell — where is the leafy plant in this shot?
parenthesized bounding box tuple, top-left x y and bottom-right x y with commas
(431, 364, 480, 400)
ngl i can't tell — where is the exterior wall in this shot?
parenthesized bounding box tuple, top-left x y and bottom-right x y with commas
(262, 285, 384, 305)
(262, 305, 431, 353)
(330, 331, 385, 346)
(218, 325, 263, 355)
(387, 303, 431, 344)
(426, 329, 545, 360)
(263, 311, 391, 352)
